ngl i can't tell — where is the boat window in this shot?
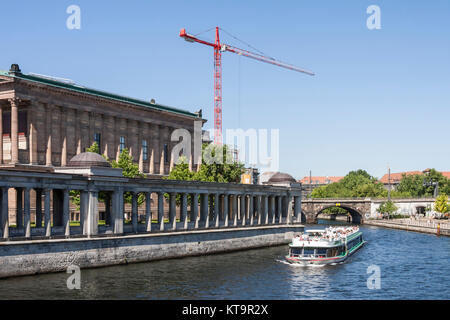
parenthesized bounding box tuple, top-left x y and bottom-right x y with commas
(291, 248, 302, 255)
(303, 248, 315, 255)
(316, 248, 327, 255)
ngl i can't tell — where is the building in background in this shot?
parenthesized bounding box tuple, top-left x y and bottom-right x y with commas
(379, 169, 450, 190)
(299, 175, 344, 198)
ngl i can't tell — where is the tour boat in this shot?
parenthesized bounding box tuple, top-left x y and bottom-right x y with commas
(285, 226, 365, 266)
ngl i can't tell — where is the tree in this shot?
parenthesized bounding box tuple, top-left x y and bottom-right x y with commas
(434, 194, 449, 217)
(86, 142, 100, 154)
(111, 148, 145, 205)
(311, 169, 387, 199)
(377, 200, 398, 218)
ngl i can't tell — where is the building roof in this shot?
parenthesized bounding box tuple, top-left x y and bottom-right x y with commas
(268, 172, 297, 184)
(68, 152, 111, 167)
(299, 176, 344, 185)
(0, 66, 202, 119)
(379, 170, 450, 184)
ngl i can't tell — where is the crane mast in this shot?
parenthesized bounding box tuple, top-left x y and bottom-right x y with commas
(180, 27, 314, 145)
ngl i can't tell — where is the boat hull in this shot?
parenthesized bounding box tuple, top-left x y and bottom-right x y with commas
(285, 241, 366, 266)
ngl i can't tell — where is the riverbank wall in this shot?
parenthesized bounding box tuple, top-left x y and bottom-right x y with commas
(0, 224, 303, 279)
(364, 219, 449, 237)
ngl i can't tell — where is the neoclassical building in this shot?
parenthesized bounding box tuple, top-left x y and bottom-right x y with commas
(0, 64, 205, 174)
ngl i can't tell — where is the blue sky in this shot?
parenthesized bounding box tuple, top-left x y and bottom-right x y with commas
(1, 1, 449, 180)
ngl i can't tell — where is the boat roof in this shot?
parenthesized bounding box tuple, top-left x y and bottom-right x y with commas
(305, 229, 326, 233)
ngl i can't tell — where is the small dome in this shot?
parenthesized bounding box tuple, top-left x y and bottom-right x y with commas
(267, 172, 297, 184)
(68, 152, 111, 167)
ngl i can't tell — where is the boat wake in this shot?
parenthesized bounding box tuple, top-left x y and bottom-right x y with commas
(275, 259, 326, 267)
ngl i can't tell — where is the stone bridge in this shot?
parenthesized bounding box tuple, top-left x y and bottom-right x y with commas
(301, 198, 436, 224)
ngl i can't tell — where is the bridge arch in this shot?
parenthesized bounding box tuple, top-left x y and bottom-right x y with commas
(315, 205, 363, 224)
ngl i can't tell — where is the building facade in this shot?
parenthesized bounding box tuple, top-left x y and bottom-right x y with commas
(0, 64, 205, 174)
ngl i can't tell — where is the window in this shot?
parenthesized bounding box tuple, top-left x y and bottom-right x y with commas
(142, 140, 148, 161)
(119, 136, 125, 153)
(164, 144, 169, 163)
(94, 133, 101, 153)
(2, 111, 28, 135)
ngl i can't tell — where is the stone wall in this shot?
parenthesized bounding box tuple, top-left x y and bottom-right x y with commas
(0, 224, 303, 279)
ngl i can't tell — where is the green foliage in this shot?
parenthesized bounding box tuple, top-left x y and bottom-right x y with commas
(111, 148, 145, 205)
(311, 169, 387, 198)
(397, 169, 450, 197)
(321, 207, 349, 215)
(377, 200, 398, 215)
(86, 142, 100, 154)
(434, 194, 449, 214)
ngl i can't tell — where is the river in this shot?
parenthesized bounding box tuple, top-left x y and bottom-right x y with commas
(0, 221, 449, 300)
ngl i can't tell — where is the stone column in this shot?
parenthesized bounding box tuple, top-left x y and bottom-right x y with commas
(63, 189, 70, 236)
(145, 192, 152, 232)
(29, 105, 38, 165)
(0, 104, 3, 164)
(200, 193, 209, 228)
(191, 193, 199, 228)
(61, 110, 67, 166)
(149, 124, 158, 174)
(294, 196, 302, 223)
(264, 195, 269, 225)
(112, 188, 124, 234)
(169, 192, 177, 230)
(35, 189, 42, 228)
(80, 190, 89, 235)
(44, 189, 51, 237)
(24, 188, 31, 238)
(1, 187, 9, 239)
(240, 194, 246, 226)
(132, 192, 138, 233)
(45, 104, 52, 166)
(75, 110, 82, 154)
(214, 193, 220, 227)
(86, 191, 99, 237)
(277, 196, 283, 224)
(270, 196, 276, 224)
(249, 195, 254, 226)
(286, 193, 293, 224)
(181, 193, 188, 229)
(256, 195, 262, 225)
(138, 123, 144, 173)
(158, 192, 164, 231)
(16, 187, 23, 229)
(223, 194, 229, 227)
(159, 126, 166, 175)
(232, 194, 238, 226)
(9, 98, 19, 164)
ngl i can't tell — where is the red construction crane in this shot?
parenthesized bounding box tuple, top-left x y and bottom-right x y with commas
(180, 27, 314, 145)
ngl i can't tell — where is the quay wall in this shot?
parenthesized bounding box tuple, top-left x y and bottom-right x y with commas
(364, 220, 449, 237)
(0, 224, 303, 279)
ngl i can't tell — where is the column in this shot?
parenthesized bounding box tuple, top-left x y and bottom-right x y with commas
(270, 196, 276, 224)
(248, 195, 254, 226)
(214, 193, 220, 227)
(0, 104, 3, 164)
(277, 196, 283, 224)
(10, 98, 19, 164)
(181, 193, 188, 230)
(1, 187, 9, 239)
(138, 123, 144, 173)
(294, 196, 302, 223)
(191, 193, 199, 228)
(132, 192, 138, 233)
(256, 195, 262, 225)
(145, 192, 152, 232)
(264, 195, 269, 225)
(200, 193, 209, 228)
(24, 188, 31, 238)
(86, 191, 99, 237)
(112, 188, 124, 234)
(45, 104, 52, 166)
(240, 194, 246, 226)
(76, 110, 82, 154)
(286, 194, 293, 224)
(159, 126, 166, 175)
(35, 189, 43, 228)
(232, 194, 238, 226)
(44, 189, 51, 237)
(223, 194, 229, 227)
(63, 189, 70, 236)
(29, 105, 38, 165)
(80, 190, 89, 235)
(16, 187, 23, 230)
(158, 192, 164, 231)
(61, 110, 67, 166)
(169, 192, 177, 230)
